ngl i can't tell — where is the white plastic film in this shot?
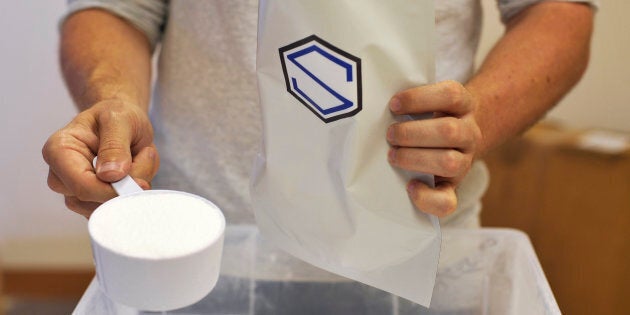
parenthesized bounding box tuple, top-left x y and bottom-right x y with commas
(252, 0, 440, 306)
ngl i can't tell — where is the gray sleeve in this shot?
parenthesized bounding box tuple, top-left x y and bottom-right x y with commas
(498, 0, 599, 24)
(62, 0, 168, 50)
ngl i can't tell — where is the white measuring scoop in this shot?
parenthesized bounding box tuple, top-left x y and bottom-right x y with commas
(88, 157, 225, 311)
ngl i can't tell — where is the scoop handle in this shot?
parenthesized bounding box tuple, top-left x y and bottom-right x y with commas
(92, 156, 143, 196)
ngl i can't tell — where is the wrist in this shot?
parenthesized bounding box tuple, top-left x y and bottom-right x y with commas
(77, 74, 147, 112)
(462, 83, 491, 159)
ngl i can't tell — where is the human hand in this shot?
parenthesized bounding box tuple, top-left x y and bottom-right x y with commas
(42, 100, 159, 218)
(387, 80, 483, 217)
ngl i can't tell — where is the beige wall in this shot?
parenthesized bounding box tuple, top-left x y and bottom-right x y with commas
(0, 1, 88, 242)
(477, 1, 630, 133)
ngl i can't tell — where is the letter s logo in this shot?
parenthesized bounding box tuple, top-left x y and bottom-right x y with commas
(280, 35, 362, 123)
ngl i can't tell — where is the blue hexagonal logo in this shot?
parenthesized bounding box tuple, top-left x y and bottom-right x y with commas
(279, 35, 362, 123)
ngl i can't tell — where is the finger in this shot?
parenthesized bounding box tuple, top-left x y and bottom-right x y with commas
(42, 126, 99, 166)
(95, 108, 134, 182)
(49, 151, 118, 203)
(387, 116, 474, 150)
(44, 128, 118, 202)
(389, 80, 472, 116)
(407, 180, 457, 217)
(389, 147, 471, 178)
(129, 145, 160, 186)
(64, 196, 101, 218)
(43, 119, 118, 203)
(47, 168, 73, 196)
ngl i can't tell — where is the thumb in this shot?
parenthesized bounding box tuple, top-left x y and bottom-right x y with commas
(95, 110, 133, 182)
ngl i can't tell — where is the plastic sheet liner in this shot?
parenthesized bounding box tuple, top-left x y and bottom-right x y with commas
(73, 226, 561, 315)
(252, 0, 440, 306)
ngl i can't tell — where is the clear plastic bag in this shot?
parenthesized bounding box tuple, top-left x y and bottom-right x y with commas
(74, 226, 561, 315)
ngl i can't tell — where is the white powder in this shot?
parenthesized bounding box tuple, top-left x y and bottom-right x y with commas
(89, 191, 224, 259)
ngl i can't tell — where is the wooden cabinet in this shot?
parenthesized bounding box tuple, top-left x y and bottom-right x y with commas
(1, 260, 4, 315)
(481, 124, 630, 315)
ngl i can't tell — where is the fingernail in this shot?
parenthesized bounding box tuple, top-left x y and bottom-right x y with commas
(389, 97, 401, 112)
(388, 148, 396, 162)
(386, 126, 394, 142)
(407, 181, 417, 194)
(97, 162, 123, 174)
(148, 148, 156, 161)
